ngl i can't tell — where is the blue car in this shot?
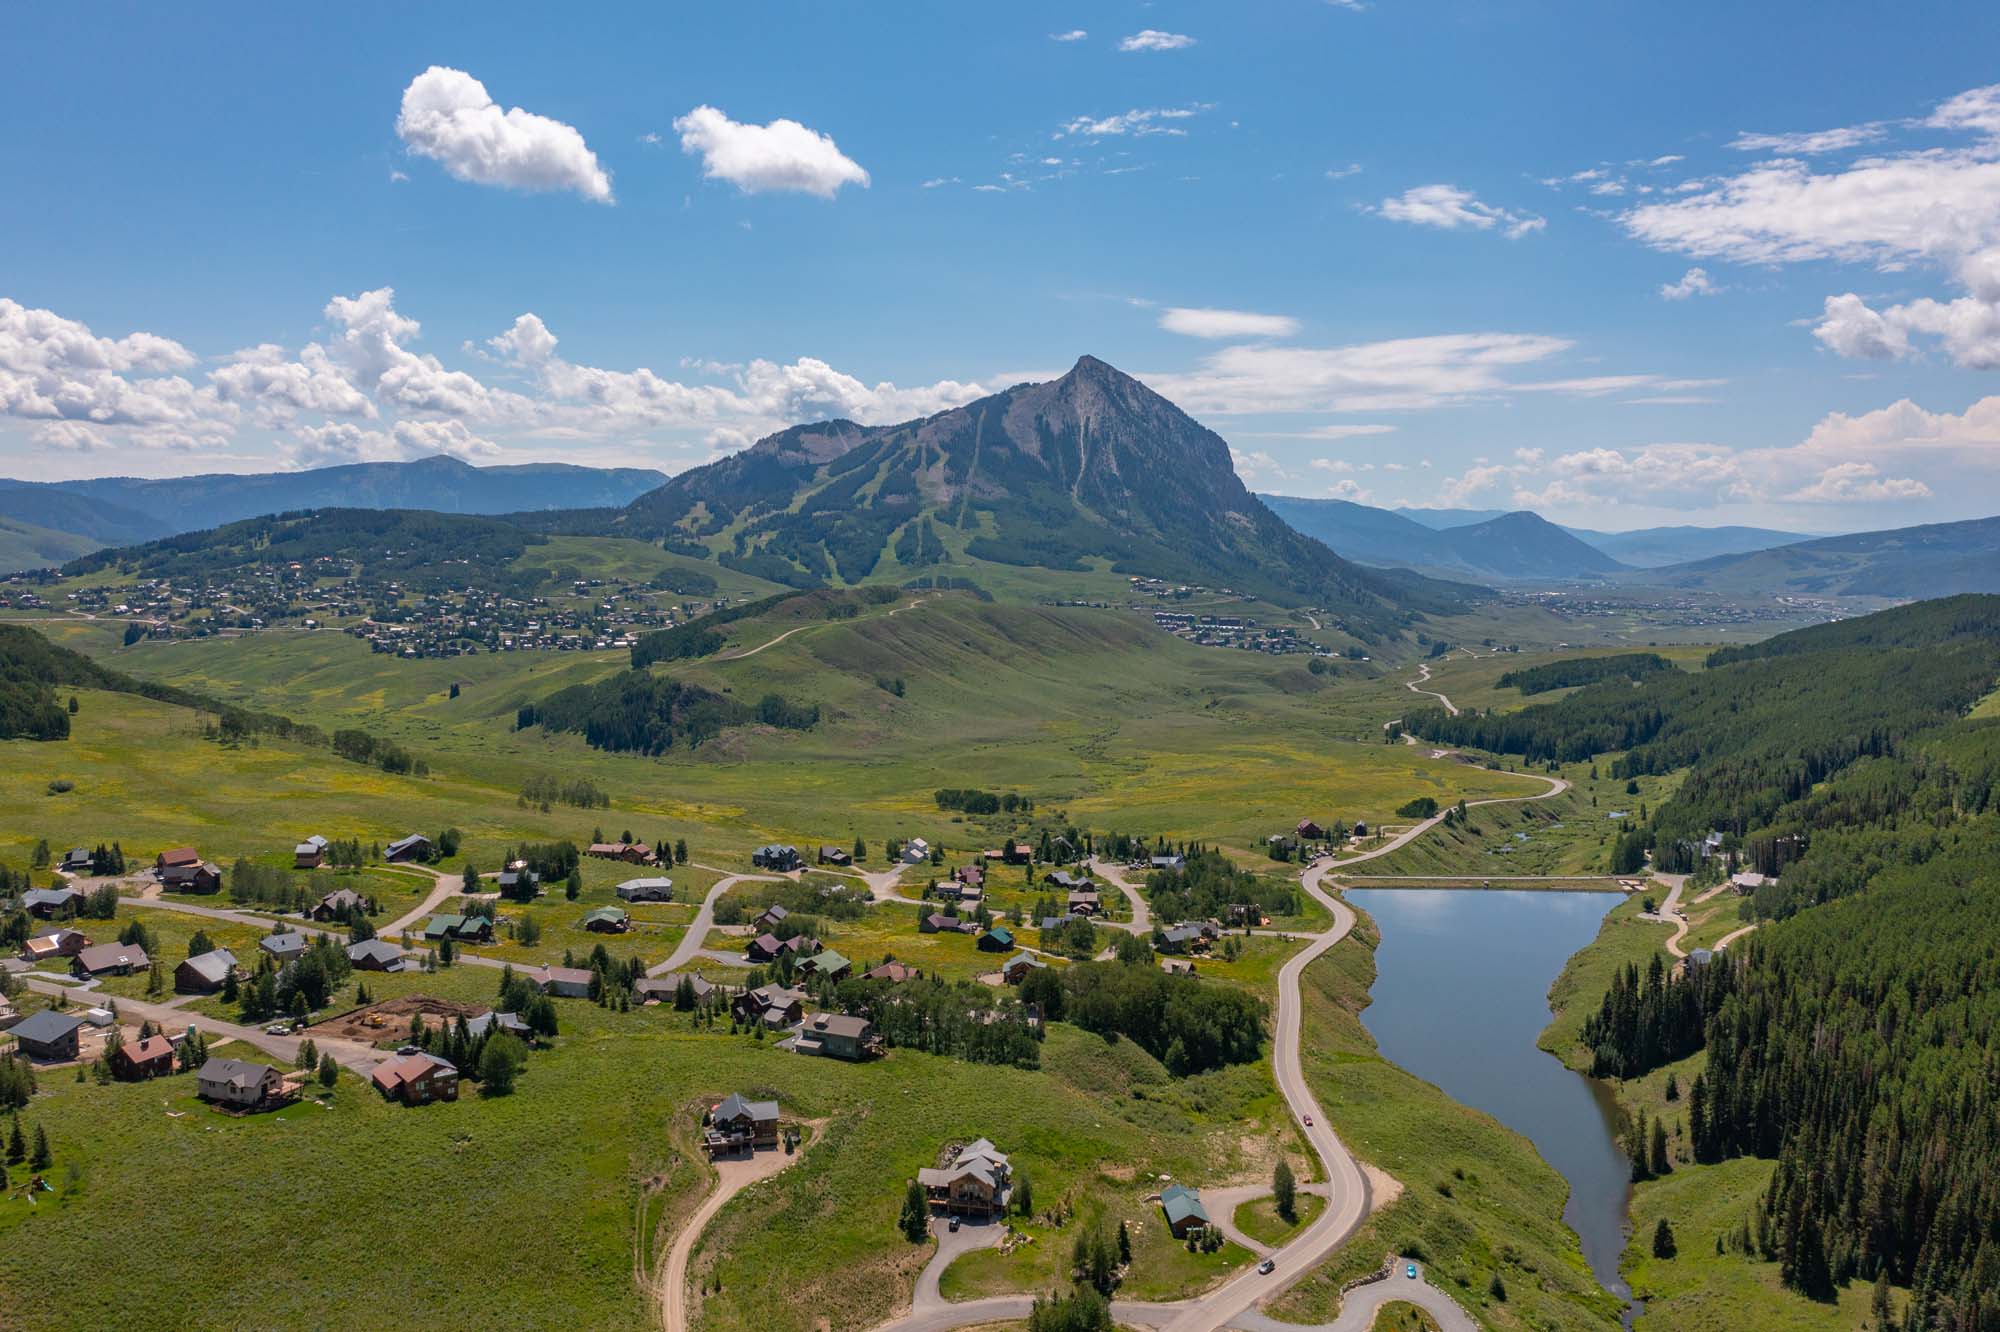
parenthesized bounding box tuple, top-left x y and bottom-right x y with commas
(1406, 1264, 1418, 1280)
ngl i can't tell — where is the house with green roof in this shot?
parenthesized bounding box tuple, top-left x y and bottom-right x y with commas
(976, 924, 1015, 952)
(1160, 1183, 1210, 1239)
(423, 913, 494, 944)
(581, 905, 630, 934)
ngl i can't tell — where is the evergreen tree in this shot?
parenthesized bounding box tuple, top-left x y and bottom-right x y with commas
(1273, 1159, 1297, 1223)
(6, 1114, 23, 1164)
(1652, 1218, 1677, 1259)
(30, 1124, 51, 1171)
(899, 1179, 930, 1242)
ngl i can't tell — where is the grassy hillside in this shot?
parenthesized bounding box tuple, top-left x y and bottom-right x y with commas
(23, 599, 1526, 860)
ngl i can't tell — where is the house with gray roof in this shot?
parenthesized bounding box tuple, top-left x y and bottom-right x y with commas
(175, 948, 240, 995)
(616, 876, 675, 903)
(196, 1057, 289, 1109)
(259, 932, 308, 966)
(9, 1009, 86, 1062)
(706, 1092, 780, 1155)
(347, 939, 406, 972)
(71, 941, 148, 979)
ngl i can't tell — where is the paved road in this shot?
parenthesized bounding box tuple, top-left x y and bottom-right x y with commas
(1231, 1261, 1478, 1332)
(19, 976, 388, 1073)
(866, 765, 1573, 1332)
(1403, 662, 1459, 717)
(1089, 858, 1153, 935)
(645, 871, 781, 978)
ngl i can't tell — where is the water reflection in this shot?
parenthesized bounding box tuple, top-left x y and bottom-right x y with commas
(1345, 888, 1633, 1307)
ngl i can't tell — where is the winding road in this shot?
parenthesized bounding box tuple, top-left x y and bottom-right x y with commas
(866, 767, 1571, 1332)
(660, 1137, 817, 1332)
(1403, 662, 1459, 717)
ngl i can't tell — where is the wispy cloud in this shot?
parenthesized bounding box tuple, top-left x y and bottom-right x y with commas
(1118, 29, 1195, 52)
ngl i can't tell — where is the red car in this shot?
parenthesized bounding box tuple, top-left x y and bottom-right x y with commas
(1303, 1114, 1314, 1127)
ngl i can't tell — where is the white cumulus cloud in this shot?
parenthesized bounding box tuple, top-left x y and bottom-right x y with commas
(673, 105, 869, 198)
(396, 66, 613, 203)
(1659, 267, 1717, 300)
(1119, 30, 1195, 52)
(1376, 184, 1545, 239)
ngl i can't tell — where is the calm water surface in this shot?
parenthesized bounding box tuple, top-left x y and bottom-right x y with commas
(1344, 888, 1632, 1306)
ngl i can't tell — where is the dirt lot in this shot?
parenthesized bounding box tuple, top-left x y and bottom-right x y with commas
(308, 995, 483, 1046)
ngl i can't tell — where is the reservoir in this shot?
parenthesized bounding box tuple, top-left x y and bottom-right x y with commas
(1344, 888, 1633, 1307)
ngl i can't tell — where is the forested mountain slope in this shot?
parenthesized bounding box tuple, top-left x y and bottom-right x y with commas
(1408, 595, 2000, 1324)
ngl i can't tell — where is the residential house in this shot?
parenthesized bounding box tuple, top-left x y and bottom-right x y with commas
(615, 877, 675, 903)
(346, 939, 406, 972)
(155, 846, 200, 871)
(1000, 953, 1045, 985)
(110, 1034, 177, 1080)
(21, 928, 90, 965)
(952, 865, 984, 891)
(258, 932, 308, 967)
(797, 949, 851, 983)
(196, 1057, 289, 1109)
(1159, 923, 1219, 955)
(1045, 870, 1092, 891)
(1160, 957, 1196, 977)
(384, 833, 433, 863)
(999, 842, 1034, 865)
(976, 925, 1015, 953)
(495, 868, 540, 897)
(634, 973, 715, 1005)
(466, 1010, 531, 1040)
(72, 941, 149, 979)
(311, 888, 366, 922)
(920, 912, 968, 935)
(371, 1051, 461, 1105)
(529, 965, 593, 998)
(293, 835, 330, 869)
(752, 904, 791, 932)
(1037, 914, 1083, 932)
(817, 845, 852, 867)
(9, 1010, 86, 1061)
(174, 948, 240, 995)
(732, 983, 807, 1029)
(581, 906, 630, 934)
(746, 932, 817, 963)
(1296, 818, 1327, 840)
(1730, 871, 1771, 893)
(1160, 1184, 1210, 1238)
(22, 887, 84, 920)
(57, 847, 92, 873)
(793, 1011, 879, 1060)
(901, 837, 931, 865)
(161, 860, 222, 893)
(918, 1139, 1013, 1217)
(587, 841, 657, 865)
(1149, 853, 1186, 871)
(705, 1092, 779, 1155)
(863, 961, 920, 983)
(1221, 903, 1264, 927)
(423, 914, 494, 945)
(751, 844, 802, 872)
(1065, 890, 1102, 916)
(1348, 823, 1367, 841)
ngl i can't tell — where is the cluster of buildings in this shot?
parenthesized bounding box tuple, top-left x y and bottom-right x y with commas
(1151, 611, 1319, 656)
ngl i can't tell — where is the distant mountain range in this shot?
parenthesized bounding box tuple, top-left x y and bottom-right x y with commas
(1262, 496, 1826, 581)
(1260, 497, 1622, 582)
(0, 455, 667, 571)
(613, 355, 1478, 632)
(1637, 514, 2000, 599)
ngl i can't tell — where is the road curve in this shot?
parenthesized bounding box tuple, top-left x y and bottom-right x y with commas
(646, 873, 778, 978)
(1403, 662, 1459, 717)
(866, 766, 1571, 1332)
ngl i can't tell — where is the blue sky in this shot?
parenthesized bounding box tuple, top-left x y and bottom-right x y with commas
(5, 3, 2000, 534)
